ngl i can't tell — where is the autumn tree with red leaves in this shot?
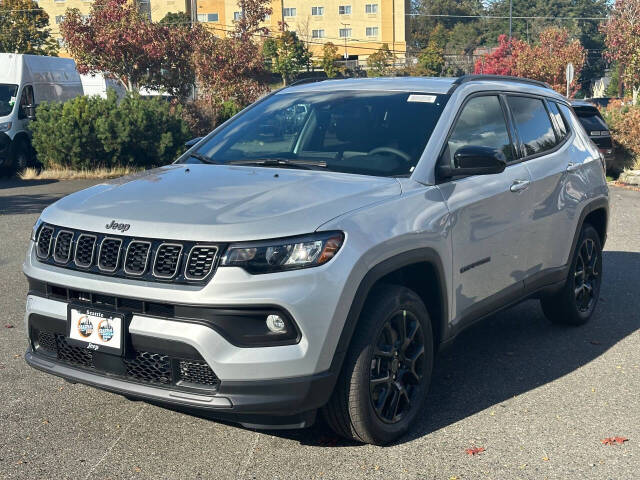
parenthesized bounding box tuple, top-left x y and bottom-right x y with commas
(192, 0, 272, 106)
(474, 27, 585, 97)
(474, 34, 515, 76)
(601, 0, 640, 100)
(61, 0, 199, 97)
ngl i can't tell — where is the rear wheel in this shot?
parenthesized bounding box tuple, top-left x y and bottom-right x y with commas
(541, 224, 602, 325)
(323, 285, 434, 445)
(13, 143, 29, 175)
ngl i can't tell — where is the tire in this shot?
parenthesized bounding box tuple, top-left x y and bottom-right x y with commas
(540, 224, 602, 326)
(322, 284, 434, 445)
(12, 143, 29, 175)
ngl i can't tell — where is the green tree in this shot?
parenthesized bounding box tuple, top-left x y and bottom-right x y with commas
(321, 42, 342, 78)
(0, 0, 58, 55)
(416, 24, 446, 75)
(159, 11, 191, 27)
(367, 43, 394, 77)
(263, 31, 311, 85)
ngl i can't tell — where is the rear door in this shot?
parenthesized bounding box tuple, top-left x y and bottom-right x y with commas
(505, 95, 572, 285)
(437, 94, 533, 328)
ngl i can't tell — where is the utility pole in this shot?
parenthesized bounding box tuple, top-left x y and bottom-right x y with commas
(190, 0, 197, 26)
(509, 0, 512, 40)
(341, 22, 350, 59)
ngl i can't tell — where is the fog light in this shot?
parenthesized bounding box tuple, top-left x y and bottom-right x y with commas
(266, 314, 286, 333)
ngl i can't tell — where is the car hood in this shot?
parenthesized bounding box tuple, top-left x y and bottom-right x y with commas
(41, 164, 401, 241)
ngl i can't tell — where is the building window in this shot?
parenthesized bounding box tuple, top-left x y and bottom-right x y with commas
(55, 15, 65, 24)
(264, 13, 270, 20)
(311, 6, 324, 16)
(338, 5, 351, 14)
(312, 29, 325, 38)
(53, 0, 65, 2)
(339, 28, 352, 37)
(233, 11, 242, 20)
(208, 13, 219, 21)
(283, 7, 296, 17)
(197, 13, 207, 22)
(365, 3, 378, 13)
(365, 26, 378, 37)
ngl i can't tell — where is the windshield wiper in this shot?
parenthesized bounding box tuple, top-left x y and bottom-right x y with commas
(227, 158, 327, 170)
(188, 152, 221, 165)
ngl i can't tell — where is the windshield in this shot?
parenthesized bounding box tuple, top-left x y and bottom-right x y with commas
(0, 84, 18, 117)
(187, 90, 449, 177)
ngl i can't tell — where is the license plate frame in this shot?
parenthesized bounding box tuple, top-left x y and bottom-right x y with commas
(66, 304, 126, 356)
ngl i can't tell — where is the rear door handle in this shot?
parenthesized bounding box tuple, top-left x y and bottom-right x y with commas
(510, 179, 530, 192)
(567, 162, 581, 172)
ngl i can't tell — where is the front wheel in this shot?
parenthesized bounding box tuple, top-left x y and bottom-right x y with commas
(541, 224, 602, 325)
(322, 285, 434, 445)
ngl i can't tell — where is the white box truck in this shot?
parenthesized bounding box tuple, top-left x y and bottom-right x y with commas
(0, 54, 83, 176)
(80, 73, 126, 99)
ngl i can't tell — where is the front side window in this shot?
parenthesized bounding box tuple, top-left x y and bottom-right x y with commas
(187, 91, 449, 177)
(339, 5, 351, 14)
(0, 84, 18, 117)
(18, 85, 34, 120)
(507, 96, 557, 156)
(444, 95, 514, 167)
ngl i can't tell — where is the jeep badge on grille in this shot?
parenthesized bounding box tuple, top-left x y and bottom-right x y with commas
(105, 220, 131, 232)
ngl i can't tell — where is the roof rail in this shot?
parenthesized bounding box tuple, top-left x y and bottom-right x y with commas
(287, 77, 327, 87)
(451, 75, 552, 91)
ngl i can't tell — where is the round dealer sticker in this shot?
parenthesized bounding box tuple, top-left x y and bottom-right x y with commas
(77, 316, 94, 337)
(97, 319, 115, 342)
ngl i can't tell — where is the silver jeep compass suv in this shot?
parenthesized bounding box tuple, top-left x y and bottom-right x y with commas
(24, 76, 608, 445)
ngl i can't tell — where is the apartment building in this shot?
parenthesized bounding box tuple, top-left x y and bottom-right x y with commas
(195, 0, 408, 60)
(39, 0, 407, 61)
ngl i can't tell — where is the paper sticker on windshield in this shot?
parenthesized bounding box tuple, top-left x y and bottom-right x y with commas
(408, 94, 436, 103)
(9, 96, 16, 106)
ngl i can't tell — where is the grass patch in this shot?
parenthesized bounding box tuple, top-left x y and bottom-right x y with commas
(19, 166, 140, 181)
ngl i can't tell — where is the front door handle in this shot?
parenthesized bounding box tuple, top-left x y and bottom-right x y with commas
(510, 179, 530, 193)
(567, 162, 581, 172)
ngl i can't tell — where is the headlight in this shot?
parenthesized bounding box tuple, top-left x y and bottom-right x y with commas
(0, 122, 12, 133)
(30, 217, 43, 241)
(221, 231, 344, 274)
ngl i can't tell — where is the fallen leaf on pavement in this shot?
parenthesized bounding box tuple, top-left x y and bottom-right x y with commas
(601, 437, 628, 445)
(465, 447, 485, 455)
(4, 324, 14, 328)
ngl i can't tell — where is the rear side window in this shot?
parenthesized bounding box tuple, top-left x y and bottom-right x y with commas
(547, 101, 568, 139)
(507, 96, 557, 156)
(444, 95, 514, 166)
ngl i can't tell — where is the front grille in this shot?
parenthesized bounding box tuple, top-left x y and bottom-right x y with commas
(179, 360, 219, 386)
(75, 234, 96, 268)
(34, 223, 222, 285)
(56, 335, 94, 368)
(31, 329, 218, 391)
(185, 246, 218, 280)
(53, 230, 74, 263)
(36, 225, 54, 258)
(124, 241, 151, 275)
(124, 351, 172, 384)
(153, 244, 183, 278)
(98, 238, 122, 272)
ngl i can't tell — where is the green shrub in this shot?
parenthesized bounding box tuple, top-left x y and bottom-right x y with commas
(31, 90, 191, 169)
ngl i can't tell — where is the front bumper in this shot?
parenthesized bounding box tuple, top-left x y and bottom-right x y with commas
(25, 348, 334, 427)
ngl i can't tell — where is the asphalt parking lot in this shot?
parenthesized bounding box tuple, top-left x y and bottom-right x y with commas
(0, 178, 638, 479)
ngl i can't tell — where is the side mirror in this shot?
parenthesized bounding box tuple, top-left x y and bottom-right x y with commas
(21, 104, 36, 121)
(184, 137, 202, 148)
(438, 146, 507, 178)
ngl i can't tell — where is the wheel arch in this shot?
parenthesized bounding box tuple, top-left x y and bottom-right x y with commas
(329, 248, 449, 376)
(570, 197, 609, 258)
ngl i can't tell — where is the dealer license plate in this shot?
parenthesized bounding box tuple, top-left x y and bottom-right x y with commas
(67, 306, 124, 355)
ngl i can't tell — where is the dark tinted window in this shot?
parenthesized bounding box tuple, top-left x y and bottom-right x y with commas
(508, 96, 557, 156)
(573, 105, 609, 134)
(0, 84, 18, 116)
(547, 101, 568, 139)
(444, 95, 514, 166)
(192, 91, 448, 177)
